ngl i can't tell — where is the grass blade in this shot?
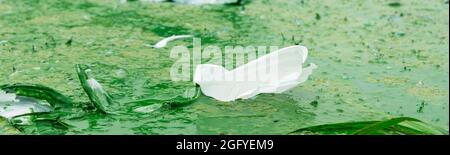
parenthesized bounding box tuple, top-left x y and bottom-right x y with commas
(353, 117, 421, 135)
(289, 121, 379, 135)
(289, 117, 448, 135)
(396, 120, 449, 135)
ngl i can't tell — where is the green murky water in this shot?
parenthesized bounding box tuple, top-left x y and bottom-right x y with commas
(0, 0, 448, 135)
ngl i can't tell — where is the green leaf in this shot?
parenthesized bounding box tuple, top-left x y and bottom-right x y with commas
(289, 117, 448, 135)
(289, 121, 380, 135)
(0, 95, 53, 119)
(1, 84, 75, 120)
(0, 83, 74, 109)
(76, 64, 116, 114)
(353, 117, 447, 135)
(352, 117, 420, 135)
(390, 120, 448, 135)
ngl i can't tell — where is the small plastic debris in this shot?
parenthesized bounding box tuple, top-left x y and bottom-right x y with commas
(147, 35, 193, 48)
(194, 45, 317, 102)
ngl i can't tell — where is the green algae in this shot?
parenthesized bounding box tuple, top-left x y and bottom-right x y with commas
(0, 0, 448, 135)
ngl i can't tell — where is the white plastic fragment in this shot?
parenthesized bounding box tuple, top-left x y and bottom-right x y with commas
(147, 35, 193, 48)
(193, 45, 318, 102)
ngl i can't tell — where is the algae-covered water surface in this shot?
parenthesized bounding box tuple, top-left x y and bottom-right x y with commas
(0, 0, 448, 135)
